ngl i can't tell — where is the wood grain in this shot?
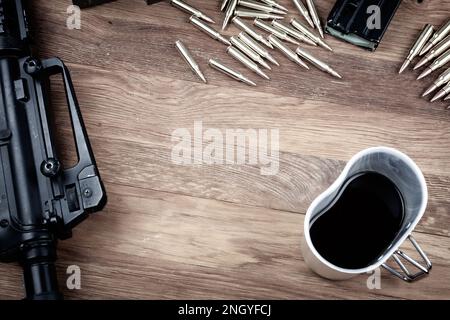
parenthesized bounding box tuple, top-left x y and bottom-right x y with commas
(1, 0, 449, 299)
(2, 184, 450, 299)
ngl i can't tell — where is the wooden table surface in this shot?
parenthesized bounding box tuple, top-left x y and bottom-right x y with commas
(1, 0, 450, 299)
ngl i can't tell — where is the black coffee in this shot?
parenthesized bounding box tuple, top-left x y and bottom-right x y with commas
(309, 172, 404, 269)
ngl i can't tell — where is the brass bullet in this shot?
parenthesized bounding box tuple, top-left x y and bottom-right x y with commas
(190, 16, 231, 46)
(227, 46, 271, 79)
(259, 0, 288, 12)
(235, 9, 285, 20)
(230, 36, 272, 70)
(290, 18, 332, 51)
(306, 0, 324, 38)
(292, 0, 314, 28)
(420, 19, 450, 56)
(175, 40, 207, 83)
(399, 24, 434, 74)
(272, 20, 317, 46)
(417, 48, 450, 80)
(295, 47, 342, 78)
(415, 34, 450, 70)
(238, 0, 287, 15)
(254, 18, 300, 45)
(223, 0, 238, 30)
(430, 82, 450, 102)
(221, 0, 230, 11)
(422, 68, 450, 96)
(232, 17, 273, 49)
(268, 35, 309, 70)
(209, 59, 256, 86)
(171, 0, 215, 24)
(238, 32, 279, 66)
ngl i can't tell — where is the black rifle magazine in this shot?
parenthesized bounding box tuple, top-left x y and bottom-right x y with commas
(325, 0, 402, 51)
(72, 0, 116, 8)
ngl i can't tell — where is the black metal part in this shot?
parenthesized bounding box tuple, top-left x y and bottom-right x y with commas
(0, 0, 106, 299)
(325, 0, 402, 51)
(72, 0, 117, 8)
(72, 0, 165, 9)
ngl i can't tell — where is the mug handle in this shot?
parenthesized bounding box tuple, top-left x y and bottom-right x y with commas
(381, 235, 432, 282)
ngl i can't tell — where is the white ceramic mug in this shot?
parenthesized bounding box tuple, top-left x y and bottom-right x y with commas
(302, 147, 432, 282)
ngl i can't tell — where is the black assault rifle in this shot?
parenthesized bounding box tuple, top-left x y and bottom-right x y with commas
(0, 0, 106, 299)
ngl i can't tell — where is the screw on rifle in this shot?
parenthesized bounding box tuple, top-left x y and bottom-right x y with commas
(24, 58, 42, 75)
(0, 219, 9, 228)
(40, 158, 61, 177)
(83, 188, 92, 198)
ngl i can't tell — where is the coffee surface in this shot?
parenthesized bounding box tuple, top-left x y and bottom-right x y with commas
(310, 172, 404, 269)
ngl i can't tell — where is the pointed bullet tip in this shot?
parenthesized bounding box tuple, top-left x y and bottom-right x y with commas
(399, 60, 409, 74)
(318, 28, 324, 38)
(420, 43, 432, 56)
(256, 68, 270, 80)
(298, 61, 309, 69)
(241, 76, 256, 86)
(414, 58, 427, 70)
(202, 15, 215, 24)
(417, 69, 431, 80)
(196, 69, 207, 83)
(444, 95, 450, 101)
(328, 68, 342, 79)
(333, 72, 342, 79)
(274, 3, 288, 11)
(306, 18, 315, 29)
(222, 18, 230, 31)
(261, 61, 272, 70)
(242, 77, 256, 86)
(288, 38, 301, 45)
(430, 90, 446, 102)
(318, 40, 333, 51)
(422, 85, 437, 96)
(430, 96, 439, 103)
(263, 39, 274, 49)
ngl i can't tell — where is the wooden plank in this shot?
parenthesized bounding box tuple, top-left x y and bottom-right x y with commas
(0, 0, 449, 300)
(29, 0, 450, 117)
(1, 184, 449, 299)
(45, 66, 450, 237)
